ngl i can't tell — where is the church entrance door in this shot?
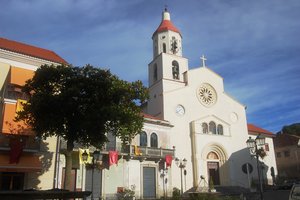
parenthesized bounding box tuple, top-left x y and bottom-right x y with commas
(207, 162, 220, 185)
(143, 167, 156, 198)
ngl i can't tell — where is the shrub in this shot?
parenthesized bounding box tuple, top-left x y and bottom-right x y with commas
(172, 187, 181, 200)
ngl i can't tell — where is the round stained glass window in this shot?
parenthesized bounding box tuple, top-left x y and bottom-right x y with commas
(197, 83, 217, 107)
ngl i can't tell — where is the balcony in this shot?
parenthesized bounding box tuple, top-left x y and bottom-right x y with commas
(0, 134, 40, 152)
(60, 139, 175, 161)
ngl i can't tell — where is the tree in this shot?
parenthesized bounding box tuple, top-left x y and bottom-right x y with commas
(280, 123, 300, 136)
(16, 64, 148, 190)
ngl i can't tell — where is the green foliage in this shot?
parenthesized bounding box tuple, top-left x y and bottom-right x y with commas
(172, 187, 181, 200)
(279, 123, 300, 136)
(117, 188, 135, 200)
(257, 147, 267, 159)
(189, 193, 239, 200)
(16, 64, 148, 149)
(189, 193, 218, 200)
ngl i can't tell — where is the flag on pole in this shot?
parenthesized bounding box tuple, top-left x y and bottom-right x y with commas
(165, 154, 172, 167)
(109, 151, 118, 166)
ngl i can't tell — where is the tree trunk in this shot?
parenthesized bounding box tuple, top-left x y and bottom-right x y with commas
(64, 140, 74, 191)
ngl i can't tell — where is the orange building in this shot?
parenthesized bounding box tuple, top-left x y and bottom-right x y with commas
(0, 37, 66, 190)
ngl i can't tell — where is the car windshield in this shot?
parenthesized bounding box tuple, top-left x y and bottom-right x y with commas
(291, 185, 300, 200)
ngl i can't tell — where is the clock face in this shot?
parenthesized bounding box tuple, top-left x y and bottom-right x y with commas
(175, 105, 185, 115)
(197, 83, 217, 107)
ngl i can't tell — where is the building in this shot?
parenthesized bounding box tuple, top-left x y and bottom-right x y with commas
(247, 124, 277, 186)
(0, 37, 66, 190)
(273, 133, 300, 179)
(144, 8, 277, 193)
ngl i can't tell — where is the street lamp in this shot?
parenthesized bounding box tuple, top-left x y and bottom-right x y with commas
(82, 150, 102, 200)
(246, 134, 266, 200)
(175, 158, 187, 195)
(160, 168, 168, 199)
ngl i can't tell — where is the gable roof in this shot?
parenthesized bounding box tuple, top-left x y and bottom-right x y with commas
(248, 123, 275, 137)
(0, 37, 67, 64)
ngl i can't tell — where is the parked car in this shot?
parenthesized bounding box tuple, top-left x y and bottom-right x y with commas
(289, 184, 300, 200)
(278, 180, 300, 190)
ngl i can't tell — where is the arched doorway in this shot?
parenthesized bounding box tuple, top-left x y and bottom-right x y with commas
(202, 144, 228, 186)
(207, 152, 220, 185)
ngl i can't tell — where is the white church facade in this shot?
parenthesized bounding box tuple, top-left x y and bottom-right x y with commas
(0, 8, 278, 200)
(140, 8, 277, 197)
(145, 8, 256, 190)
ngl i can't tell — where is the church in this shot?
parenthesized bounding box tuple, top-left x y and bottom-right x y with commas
(0, 8, 277, 200)
(143, 7, 277, 192)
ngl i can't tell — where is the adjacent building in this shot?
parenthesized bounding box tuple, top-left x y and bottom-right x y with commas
(0, 37, 66, 190)
(273, 133, 300, 179)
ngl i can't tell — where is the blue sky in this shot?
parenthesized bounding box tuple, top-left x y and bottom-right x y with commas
(1, 0, 299, 133)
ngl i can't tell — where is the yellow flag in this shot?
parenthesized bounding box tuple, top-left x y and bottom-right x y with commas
(134, 145, 142, 156)
(16, 99, 27, 112)
(79, 148, 92, 164)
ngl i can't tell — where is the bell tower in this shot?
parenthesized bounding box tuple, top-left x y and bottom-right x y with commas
(146, 9, 189, 118)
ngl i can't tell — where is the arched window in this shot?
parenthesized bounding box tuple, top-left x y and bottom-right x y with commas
(154, 64, 158, 81)
(217, 124, 223, 135)
(172, 60, 179, 80)
(209, 121, 216, 134)
(202, 123, 208, 134)
(150, 133, 158, 148)
(140, 132, 147, 147)
(163, 43, 166, 53)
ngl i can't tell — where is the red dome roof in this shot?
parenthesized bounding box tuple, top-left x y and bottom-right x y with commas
(154, 19, 181, 35)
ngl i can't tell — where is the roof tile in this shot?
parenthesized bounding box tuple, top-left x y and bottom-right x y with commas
(0, 37, 67, 64)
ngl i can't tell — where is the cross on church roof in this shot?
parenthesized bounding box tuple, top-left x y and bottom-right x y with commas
(200, 55, 207, 67)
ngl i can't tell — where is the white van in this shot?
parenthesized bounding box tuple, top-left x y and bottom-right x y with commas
(289, 184, 300, 200)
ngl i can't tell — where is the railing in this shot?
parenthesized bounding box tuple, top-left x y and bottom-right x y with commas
(0, 134, 40, 152)
(60, 139, 175, 159)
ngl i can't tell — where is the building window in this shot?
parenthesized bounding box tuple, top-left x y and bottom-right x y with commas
(265, 144, 269, 151)
(150, 133, 158, 148)
(217, 124, 223, 135)
(209, 121, 216, 134)
(140, 132, 147, 147)
(276, 152, 281, 158)
(0, 172, 24, 190)
(284, 150, 290, 157)
(4, 84, 29, 100)
(172, 60, 179, 80)
(163, 43, 166, 53)
(202, 123, 208, 134)
(154, 64, 158, 81)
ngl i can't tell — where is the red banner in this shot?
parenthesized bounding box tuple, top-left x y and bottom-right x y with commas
(109, 151, 118, 166)
(165, 154, 172, 167)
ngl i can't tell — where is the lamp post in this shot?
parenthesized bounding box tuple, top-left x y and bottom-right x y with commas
(246, 134, 265, 200)
(82, 150, 102, 200)
(175, 158, 187, 195)
(160, 168, 168, 199)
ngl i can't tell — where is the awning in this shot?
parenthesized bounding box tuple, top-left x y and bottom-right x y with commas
(0, 154, 42, 172)
(9, 66, 34, 86)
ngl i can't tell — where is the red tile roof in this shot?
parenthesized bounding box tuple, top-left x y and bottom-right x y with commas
(248, 123, 274, 137)
(142, 113, 163, 121)
(0, 37, 67, 64)
(153, 20, 181, 37)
